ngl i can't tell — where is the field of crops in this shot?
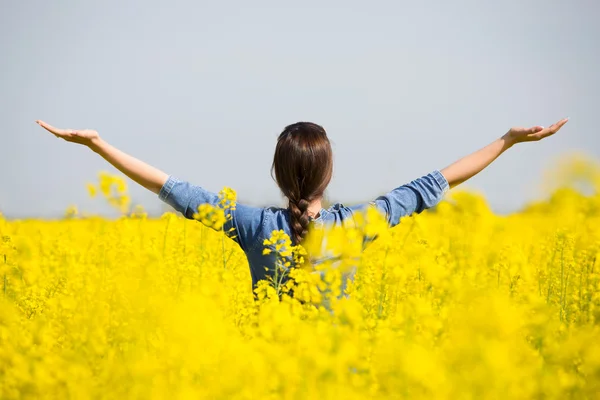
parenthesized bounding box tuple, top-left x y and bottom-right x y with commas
(1, 159, 600, 399)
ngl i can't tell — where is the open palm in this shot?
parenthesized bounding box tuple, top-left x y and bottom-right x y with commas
(36, 120, 99, 146)
(508, 118, 569, 143)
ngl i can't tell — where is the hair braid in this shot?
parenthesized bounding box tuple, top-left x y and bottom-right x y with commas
(289, 198, 310, 245)
(272, 121, 333, 245)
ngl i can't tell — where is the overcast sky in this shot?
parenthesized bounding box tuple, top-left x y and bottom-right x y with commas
(1, 0, 598, 218)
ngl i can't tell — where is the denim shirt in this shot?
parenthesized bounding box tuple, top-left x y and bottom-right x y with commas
(158, 170, 449, 292)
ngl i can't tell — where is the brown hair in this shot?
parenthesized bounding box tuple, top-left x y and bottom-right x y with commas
(272, 122, 333, 245)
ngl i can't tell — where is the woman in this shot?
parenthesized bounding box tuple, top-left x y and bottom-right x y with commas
(35, 118, 568, 291)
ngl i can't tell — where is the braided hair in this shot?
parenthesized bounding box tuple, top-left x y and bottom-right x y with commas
(271, 122, 333, 245)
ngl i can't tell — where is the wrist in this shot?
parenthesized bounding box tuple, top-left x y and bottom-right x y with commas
(88, 137, 104, 153)
(501, 132, 518, 148)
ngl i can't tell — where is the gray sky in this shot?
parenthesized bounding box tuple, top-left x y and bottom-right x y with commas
(1, 0, 598, 218)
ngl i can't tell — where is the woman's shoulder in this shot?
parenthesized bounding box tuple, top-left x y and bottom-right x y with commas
(314, 202, 368, 224)
(324, 202, 371, 214)
(257, 204, 352, 228)
(255, 203, 373, 227)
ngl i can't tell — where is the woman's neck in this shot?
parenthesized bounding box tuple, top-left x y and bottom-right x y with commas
(308, 199, 322, 219)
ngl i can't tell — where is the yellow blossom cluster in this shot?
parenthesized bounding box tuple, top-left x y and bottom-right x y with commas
(86, 171, 131, 213)
(0, 158, 599, 399)
(193, 188, 237, 234)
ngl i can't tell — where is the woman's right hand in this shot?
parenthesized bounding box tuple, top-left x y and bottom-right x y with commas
(35, 120, 100, 147)
(35, 119, 168, 194)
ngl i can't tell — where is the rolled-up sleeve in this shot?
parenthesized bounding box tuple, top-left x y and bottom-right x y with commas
(372, 170, 449, 227)
(158, 176, 266, 252)
(158, 176, 220, 219)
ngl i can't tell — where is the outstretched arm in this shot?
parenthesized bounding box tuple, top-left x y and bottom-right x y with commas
(35, 121, 168, 194)
(440, 118, 569, 189)
(368, 117, 569, 229)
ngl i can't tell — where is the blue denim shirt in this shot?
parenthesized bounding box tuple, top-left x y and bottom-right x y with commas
(158, 170, 449, 291)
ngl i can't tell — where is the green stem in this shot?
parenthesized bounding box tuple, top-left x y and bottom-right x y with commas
(273, 259, 279, 296)
(277, 264, 289, 297)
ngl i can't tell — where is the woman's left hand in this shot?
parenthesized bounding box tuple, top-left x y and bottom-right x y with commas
(504, 117, 569, 145)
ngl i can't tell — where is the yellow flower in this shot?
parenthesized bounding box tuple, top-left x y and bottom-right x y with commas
(86, 183, 98, 198)
(2, 158, 600, 399)
(64, 205, 78, 219)
(193, 204, 226, 230)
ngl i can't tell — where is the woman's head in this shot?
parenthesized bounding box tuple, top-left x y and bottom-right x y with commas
(272, 122, 333, 244)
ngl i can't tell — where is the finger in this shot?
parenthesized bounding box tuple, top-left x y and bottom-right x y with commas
(550, 117, 569, 132)
(532, 118, 569, 140)
(35, 120, 68, 136)
(520, 125, 544, 141)
(528, 126, 544, 134)
(543, 118, 569, 135)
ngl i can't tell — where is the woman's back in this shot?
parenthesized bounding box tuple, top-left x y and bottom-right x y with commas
(158, 170, 449, 289)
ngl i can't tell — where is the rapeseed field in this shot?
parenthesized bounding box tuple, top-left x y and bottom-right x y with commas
(1, 158, 599, 399)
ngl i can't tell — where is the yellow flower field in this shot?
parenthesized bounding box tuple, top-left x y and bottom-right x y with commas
(1, 158, 600, 399)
